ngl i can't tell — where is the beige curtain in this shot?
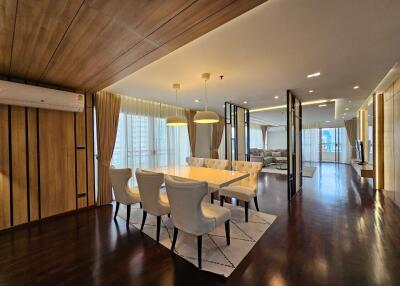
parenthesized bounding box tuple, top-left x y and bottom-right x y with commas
(211, 116, 225, 159)
(260, 125, 267, 149)
(344, 117, 357, 158)
(185, 109, 196, 156)
(95, 91, 121, 206)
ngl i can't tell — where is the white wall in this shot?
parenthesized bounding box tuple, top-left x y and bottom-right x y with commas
(267, 127, 286, 149)
(195, 124, 211, 158)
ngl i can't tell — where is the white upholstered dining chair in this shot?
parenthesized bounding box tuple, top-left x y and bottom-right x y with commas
(204, 158, 229, 203)
(135, 169, 170, 243)
(110, 167, 141, 226)
(165, 175, 230, 269)
(219, 161, 262, 222)
(187, 157, 205, 167)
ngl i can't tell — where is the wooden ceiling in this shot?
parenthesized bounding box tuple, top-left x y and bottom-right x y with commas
(0, 0, 266, 92)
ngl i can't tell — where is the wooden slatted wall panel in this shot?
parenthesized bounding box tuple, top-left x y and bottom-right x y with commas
(0, 105, 11, 229)
(86, 94, 95, 206)
(27, 108, 40, 221)
(39, 110, 76, 218)
(11, 106, 28, 225)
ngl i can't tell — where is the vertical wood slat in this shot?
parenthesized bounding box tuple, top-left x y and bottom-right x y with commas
(0, 105, 11, 229)
(27, 108, 39, 221)
(86, 94, 95, 206)
(11, 106, 29, 225)
(39, 109, 76, 218)
(76, 107, 87, 209)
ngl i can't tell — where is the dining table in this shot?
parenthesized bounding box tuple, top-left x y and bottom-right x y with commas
(145, 165, 249, 189)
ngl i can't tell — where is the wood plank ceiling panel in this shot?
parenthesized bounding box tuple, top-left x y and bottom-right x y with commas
(41, 0, 192, 89)
(2, 0, 266, 91)
(0, 0, 17, 75)
(10, 0, 84, 81)
(82, 0, 266, 91)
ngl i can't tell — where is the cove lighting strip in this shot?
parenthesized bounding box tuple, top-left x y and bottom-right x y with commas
(250, 99, 335, 113)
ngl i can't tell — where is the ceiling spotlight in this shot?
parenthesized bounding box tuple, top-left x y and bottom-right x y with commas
(318, 104, 327, 107)
(307, 72, 321, 78)
(274, 96, 279, 99)
(243, 101, 248, 104)
(325, 120, 331, 123)
(353, 85, 359, 90)
(309, 90, 314, 93)
(345, 107, 349, 111)
(195, 99, 200, 103)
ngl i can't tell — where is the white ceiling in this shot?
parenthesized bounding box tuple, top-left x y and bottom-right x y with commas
(107, 0, 400, 124)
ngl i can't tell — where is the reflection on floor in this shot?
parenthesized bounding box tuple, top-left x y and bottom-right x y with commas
(0, 163, 399, 285)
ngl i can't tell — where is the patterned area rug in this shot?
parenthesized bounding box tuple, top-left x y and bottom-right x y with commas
(118, 202, 276, 277)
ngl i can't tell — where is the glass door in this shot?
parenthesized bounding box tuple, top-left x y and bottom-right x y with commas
(320, 128, 340, 162)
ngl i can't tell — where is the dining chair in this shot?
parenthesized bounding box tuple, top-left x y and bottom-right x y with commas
(187, 157, 205, 167)
(219, 161, 262, 222)
(110, 167, 141, 226)
(165, 175, 230, 269)
(135, 169, 169, 243)
(204, 158, 229, 203)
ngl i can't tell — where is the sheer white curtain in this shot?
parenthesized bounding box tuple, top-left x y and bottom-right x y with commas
(112, 95, 190, 186)
(302, 124, 320, 162)
(339, 127, 352, 164)
(250, 125, 264, 149)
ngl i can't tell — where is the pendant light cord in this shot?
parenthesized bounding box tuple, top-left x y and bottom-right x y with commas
(204, 79, 208, 111)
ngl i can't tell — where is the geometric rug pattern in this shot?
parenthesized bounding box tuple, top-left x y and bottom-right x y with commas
(118, 201, 276, 277)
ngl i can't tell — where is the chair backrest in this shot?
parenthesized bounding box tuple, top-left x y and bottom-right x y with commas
(204, 158, 229, 170)
(187, 157, 205, 167)
(109, 167, 133, 203)
(232, 161, 262, 174)
(165, 175, 214, 235)
(135, 169, 165, 215)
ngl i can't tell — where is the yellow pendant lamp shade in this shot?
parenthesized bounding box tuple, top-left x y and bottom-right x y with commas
(194, 73, 219, 124)
(167, 83, 187, 126)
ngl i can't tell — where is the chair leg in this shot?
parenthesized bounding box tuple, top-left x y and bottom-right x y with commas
(245, 201, 249, 222)
(254, 196, 259, 212)
(114, 202, 120, 219)
(140, 211, 147, 230)
(225, 220, 230, 245)
(220, 195, 224, 206)
(126, 205, 131, 226)
(156, 216, 161, 243)
(197, 235, 202, 269)
(171, 227, 179, 251)
(210, 192, 214, 204)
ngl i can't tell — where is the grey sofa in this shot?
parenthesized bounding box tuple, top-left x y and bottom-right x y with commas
(249, 148, 288, 167)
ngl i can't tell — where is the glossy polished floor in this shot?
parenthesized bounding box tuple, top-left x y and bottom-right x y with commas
(1, 163, 400, 286)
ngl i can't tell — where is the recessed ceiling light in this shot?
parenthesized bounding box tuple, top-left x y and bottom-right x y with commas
(309, 90, 314, 93)
(318, 104, 327, 107)
(353, 85, 359, 90)
(325, 120, 331, 123)
(222, 105, 225, 108)
(274, 96, 279, 99)
(345, 108, 349, 111)
(195, 99, 200, 103)
(307, 72, 321, 78)
(243, 101, 248, 104)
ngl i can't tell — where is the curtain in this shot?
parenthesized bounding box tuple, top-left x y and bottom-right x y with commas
(250, 125, 264, 149)
(344, 118, 357, 158)
(302, 124, 320, 162)
(211, 116, 225, 158)
(111, 95, 190, 187)
(95, 91, 121, 206)
(185, 109, 196, 156)
(260, 125, 267, 149)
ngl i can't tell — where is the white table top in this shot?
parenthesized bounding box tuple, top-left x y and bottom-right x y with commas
(146, 166, 249, 188)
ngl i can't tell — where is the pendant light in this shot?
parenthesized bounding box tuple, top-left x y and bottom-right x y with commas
(193, 73, 219, 124)
(167, 83, 187, 126)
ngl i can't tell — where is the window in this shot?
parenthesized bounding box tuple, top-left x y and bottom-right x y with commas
(250, 127, 264, 149)
(111, 95, 190, 186)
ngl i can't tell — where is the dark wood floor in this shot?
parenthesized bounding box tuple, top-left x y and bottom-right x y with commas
(1, 163, 400, 286)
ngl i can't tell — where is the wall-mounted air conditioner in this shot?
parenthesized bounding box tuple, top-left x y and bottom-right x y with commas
(0, 80, 84, 112)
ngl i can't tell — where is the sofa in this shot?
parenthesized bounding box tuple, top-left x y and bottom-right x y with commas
(249, 148, 288, 167)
